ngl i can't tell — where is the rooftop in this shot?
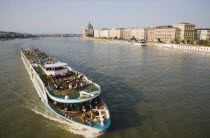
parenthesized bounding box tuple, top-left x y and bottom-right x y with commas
(196, 28, 210, 30)
(45, 62, 68, 68)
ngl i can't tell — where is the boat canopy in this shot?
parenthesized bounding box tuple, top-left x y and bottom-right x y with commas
(45, 62, 68, 68)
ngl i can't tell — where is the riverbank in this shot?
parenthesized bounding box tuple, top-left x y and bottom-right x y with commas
(81, 37, 210, 52)
(80, 37, 108, 42)
(155, 43, 210, 53)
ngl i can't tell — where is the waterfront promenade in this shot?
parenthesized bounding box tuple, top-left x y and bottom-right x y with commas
(155, 44, 210, 53)
(81, 37, 210, 53)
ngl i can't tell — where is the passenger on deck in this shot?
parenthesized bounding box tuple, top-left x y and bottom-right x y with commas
(101, 116, 106, 127)
(69, 84, 72, 90)
(85, 119, 92, 126)
(74, 84, 77, 89)
(80, 75, 83, 81)
(80, 82, 83, 88)
(82, 106, 86, 113)
(89, 104, 92, 111)
(64, 107, 68, 114)
(95, 100, 98, 109)
(65, 94, 69, 99)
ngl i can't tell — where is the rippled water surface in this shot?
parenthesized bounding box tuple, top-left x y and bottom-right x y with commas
(0, 37, 210, 138)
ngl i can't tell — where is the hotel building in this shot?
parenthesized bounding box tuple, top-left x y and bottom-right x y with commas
(195, 28, 210, 41)
(148, 26, 180, 42)
(173, 23, 195, 41)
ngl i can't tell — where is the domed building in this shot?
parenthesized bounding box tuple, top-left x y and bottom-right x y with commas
(83, 22, 94, 37)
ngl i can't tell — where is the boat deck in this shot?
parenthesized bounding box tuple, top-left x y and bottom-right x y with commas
(49, 100, 108, 126)
(23, 49, 100, 99)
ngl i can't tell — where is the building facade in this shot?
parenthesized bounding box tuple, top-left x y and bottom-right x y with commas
(94, 29, 100, 38)
(173, 23, 195, 41)
(109, 28, 123, 39)
(123, 28, 132, 40)
(155, 26, 180, 42)
(148, 26, 180, 42)
(123, 28, 148, 41)
(99, 29, 109, 38)
(147, 28, 155, 42)
(196, 28, 210, 41)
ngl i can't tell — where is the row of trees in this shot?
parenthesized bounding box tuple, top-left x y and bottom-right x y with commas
(174, 39, 210, 46)
(195, 40, 210, 46)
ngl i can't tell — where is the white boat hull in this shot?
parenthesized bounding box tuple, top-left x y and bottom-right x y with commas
(21, 51, 108, 135)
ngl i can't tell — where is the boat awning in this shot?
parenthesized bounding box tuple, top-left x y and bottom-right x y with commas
(45, 62, 68, 68)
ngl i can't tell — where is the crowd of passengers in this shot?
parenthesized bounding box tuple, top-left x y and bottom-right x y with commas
(50, 71, 93, 92)
(52, 98, 107, 126)
(54, 98, 101, 112)
(24, 49, 56, 65)
(24, 49, 93, 92)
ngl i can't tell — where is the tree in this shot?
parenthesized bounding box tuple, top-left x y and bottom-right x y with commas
(114, 36, 118, 39)
(190, 40, 194, 45)
(131, 36, 136, 40)
(175, 39, 180, 44)
(181, 40, 185, 43)
(196, 39, 210, 46)
(187, 40, 190, 43)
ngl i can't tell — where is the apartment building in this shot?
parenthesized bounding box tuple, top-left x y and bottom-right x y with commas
(123, 28, 148, 40)
(109, 28, 123, 39)
(148, 26, 180, 42)
(173, 23, 195, 41)
(196, 28, 210, 41)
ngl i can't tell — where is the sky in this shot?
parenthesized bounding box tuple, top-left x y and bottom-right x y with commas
(0, 0, 210, 34)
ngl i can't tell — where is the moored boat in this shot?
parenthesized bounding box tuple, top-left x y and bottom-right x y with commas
(133, 41, 147, 46)
(21, 48, 111, 134)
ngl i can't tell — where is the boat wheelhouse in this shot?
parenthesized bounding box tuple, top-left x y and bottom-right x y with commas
(21, 48, 111, 134)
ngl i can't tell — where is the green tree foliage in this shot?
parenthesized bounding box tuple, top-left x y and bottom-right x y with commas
(181, 40, 185, 43)
(190, 41, 194, 45)
(196, 40, 209, 46)
(175, 39, 180, 44)
(114, 36, 118, 39)
(131, 36, 136, 40)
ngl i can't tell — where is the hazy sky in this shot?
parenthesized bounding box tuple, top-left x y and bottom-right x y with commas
(0, 0, 209, 34)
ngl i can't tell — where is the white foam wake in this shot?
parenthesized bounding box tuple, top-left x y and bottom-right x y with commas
(29, 107, 101, 138)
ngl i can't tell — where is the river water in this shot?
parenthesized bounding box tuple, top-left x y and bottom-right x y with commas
(0, 37, 210, 138)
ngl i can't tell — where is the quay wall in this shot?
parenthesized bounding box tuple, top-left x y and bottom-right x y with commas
(154, 44, 210, 53)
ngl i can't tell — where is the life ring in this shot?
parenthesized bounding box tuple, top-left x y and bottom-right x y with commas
(62, 91, 66, 95)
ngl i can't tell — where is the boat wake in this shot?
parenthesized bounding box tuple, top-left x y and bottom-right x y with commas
(23, 95, 101, 138)
(28, 106, 101, 138)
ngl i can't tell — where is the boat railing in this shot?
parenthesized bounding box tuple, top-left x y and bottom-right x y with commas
(23, 52, 101, 102)
(67, 66, 101, 91)
(33, 65, 101, 99)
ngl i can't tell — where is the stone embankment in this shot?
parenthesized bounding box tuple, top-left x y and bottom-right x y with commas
(80, 37, 107, 42)
(154, 44, 210, 53)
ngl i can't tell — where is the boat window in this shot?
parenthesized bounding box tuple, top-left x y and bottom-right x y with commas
(55, 67, 64, 70)
(46, 68, 53, 71)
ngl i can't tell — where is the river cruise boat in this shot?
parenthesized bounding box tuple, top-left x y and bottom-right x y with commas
(21, 48, 111, 134)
